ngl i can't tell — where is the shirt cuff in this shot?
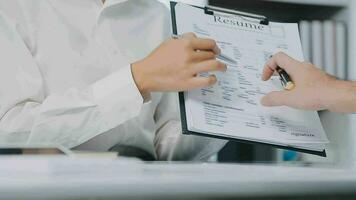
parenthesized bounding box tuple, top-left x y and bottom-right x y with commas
(92, 65, 143, 129)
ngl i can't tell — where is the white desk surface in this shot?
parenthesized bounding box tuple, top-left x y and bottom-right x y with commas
(1, 156, 356, 200)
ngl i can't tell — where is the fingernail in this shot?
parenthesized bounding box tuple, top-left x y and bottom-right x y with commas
(261, 74, 267, 81)
(216, 47, 221, 55)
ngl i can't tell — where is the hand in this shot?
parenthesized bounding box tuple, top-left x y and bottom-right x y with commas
(260, 52, 337, 111)
(131, 33, 226, 96)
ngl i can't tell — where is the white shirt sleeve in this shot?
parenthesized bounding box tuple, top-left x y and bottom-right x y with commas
(154, 92, 228, 161)
(0, 14, 144, 148)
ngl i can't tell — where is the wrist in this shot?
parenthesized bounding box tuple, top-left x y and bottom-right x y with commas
(323, 79, 356, 113)
(320, 77, 340, 111)
(131, 60, 151, 97)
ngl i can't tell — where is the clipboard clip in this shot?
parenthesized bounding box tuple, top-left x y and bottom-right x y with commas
(204, 5, 269, 25)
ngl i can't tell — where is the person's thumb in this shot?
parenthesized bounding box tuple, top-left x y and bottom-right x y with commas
(261, 91, 289, 107)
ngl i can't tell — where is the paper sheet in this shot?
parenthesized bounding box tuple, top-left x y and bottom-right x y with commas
(175, 3, 328, 150)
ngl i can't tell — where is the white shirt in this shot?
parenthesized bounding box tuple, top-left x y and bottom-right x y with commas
(0, 0, 226, 160)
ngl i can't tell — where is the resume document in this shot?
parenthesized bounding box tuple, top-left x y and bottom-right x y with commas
(174, 3, 329, 154)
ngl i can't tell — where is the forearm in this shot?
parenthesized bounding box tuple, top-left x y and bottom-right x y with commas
(324, 80, 356, 113)
(1, 66, 144, 148)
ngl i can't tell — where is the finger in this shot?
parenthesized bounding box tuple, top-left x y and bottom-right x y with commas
(192, 59, 227, 74)
(261, 64, 275, 81)
(260, 91, 290, 107)
(263, 52, 300, 79)
(192, 51, 216, 61)
(191, 38, 220, 55)
(261, 67, 280, 81)
(188, 74, 218, 88)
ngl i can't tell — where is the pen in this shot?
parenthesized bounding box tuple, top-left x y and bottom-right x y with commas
(171, 34, 237, 65)
(276, 66, 295, 90)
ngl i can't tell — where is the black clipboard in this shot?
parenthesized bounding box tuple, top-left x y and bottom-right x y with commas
(170, 1, 326, 157)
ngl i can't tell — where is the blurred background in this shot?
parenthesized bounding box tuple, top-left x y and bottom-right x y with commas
(158, 0, 355, 168)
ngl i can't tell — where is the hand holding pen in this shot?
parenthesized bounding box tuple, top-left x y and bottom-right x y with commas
(260, 52, 337, 111)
